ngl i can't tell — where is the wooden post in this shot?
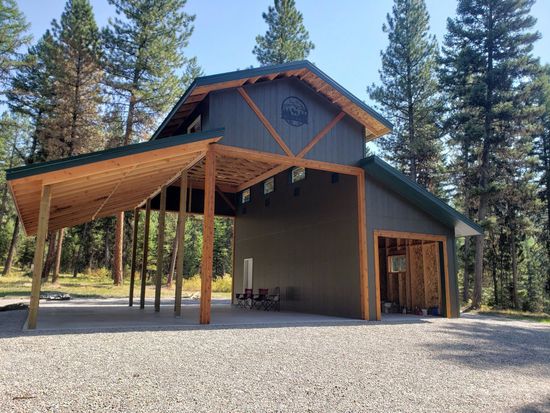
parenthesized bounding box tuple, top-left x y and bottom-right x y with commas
(155, 186, 167, 312)
(230, 216, 236, 305)
(28, 185, 52, 330)
(200, 147, 216, 324)
(356, 172, 371, 320)
(174, 172, 188, 316)
(140, 199, 151, 309)
(129, 208, 139, 306)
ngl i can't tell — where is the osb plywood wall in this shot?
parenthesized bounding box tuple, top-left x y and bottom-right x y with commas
(382, 241, 441, 310)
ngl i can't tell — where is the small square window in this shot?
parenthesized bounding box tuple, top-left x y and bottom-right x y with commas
(388, 255, 407, 273)
(264, 177, 275, 195)
(291, 166, 306, 183)
(241, 188, 251, 204)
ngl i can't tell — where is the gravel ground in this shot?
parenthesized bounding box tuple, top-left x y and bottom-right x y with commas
(0, 310, 549, 413)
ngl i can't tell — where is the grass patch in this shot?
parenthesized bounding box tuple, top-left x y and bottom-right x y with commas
(0, 268, 231, 300)
(475, 306, 550, 324)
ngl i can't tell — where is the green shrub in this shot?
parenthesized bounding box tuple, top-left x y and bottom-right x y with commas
(85, 267, 111, 279)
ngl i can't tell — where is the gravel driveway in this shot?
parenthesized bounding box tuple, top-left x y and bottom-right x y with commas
(0, 310, 548, 412)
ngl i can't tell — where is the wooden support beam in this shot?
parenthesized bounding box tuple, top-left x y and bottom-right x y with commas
(135, 151, 205, 210)
(140, 199, 151, 309)
(296, 111, 346, 158)
(441, 240, 452, 318)
(237, 87, 294, 157)
(27, 185, 51, 329)
(216, 186, 236, 213)
(212, 144, 363, 177)
(231, 216, 236, 305)
(128, 208, 139, 307)
(155, 186, 167, 312)
(200, 147, 216, 324)
(174, 172, 188, 317)
(236, 164, 288, 192)
(356, 172, 370, 320)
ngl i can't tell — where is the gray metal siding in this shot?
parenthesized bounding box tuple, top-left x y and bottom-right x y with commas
(365, 178, 459, 318)
(234, 169, 362, 318)
(208, 77, 365, 165)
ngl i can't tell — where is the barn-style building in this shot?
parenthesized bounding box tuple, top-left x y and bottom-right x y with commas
(6, 61, 481, 328)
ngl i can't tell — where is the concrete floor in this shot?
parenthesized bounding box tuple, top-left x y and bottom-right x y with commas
(24, 298, 366, 331)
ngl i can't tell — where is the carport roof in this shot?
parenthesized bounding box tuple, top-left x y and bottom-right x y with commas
(5, 129, 224, 236)
(360, 156, 482, 237)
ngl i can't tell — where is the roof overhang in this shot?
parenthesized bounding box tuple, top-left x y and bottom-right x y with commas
(152, 60, 393, 141)
(360, 156, 483, 237)
(6, 129, 224, 236)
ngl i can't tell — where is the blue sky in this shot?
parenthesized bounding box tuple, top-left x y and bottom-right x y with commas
(17, 0, 550, 106)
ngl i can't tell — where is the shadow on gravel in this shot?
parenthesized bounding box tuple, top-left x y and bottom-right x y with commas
(426, 317, 550, 376)
(515, 397, 550, 413)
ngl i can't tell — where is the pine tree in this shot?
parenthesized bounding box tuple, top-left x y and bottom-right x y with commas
(440, 0, 541, 308)
(41, 0, 104, 160)
(0, 0, 30, 94)
(368, 0, 443, 192)
(7, 31, 58, 165)
(253, 0, 314, 66)
(102, 0, 196, 285)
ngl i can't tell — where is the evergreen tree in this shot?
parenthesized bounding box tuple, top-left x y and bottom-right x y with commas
(253, 0, 314, 65)
(42, 0, 104, 159)
(368, 0, 443, 192)
(440, 0, 541, 308)
(7, 31, 58, 165)
(0, 0, 30, 94)
(102, 0, 196, 285)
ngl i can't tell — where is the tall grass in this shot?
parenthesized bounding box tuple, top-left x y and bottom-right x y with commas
(184, 274, 232, 292)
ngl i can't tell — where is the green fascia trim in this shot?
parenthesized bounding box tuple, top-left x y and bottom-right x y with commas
(150, 60, 393, 140)
(6, 128, 224, 181)
(360, 155, 482, 236)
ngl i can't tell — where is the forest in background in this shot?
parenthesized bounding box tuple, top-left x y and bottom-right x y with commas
(0, 0, 548, 314)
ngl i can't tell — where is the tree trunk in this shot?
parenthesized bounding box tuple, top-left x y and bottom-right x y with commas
(472, 6, 494, 309)
(52, 228, 64, 284)
(2, 216, 20, 276)
(0, 184, 8, 227)
(73, 223, 88, 277)
(41, 232, 57, 282)
(112, 87, 137, 287)
(167, 230, 179, 287)
(492, 255, 498, 306)
(462, 236, 470, 303)
(113, 211, 124, 285)
(511, 234, 519, 309)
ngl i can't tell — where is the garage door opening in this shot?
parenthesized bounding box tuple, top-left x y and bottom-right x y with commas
(374, 231, 450, 318)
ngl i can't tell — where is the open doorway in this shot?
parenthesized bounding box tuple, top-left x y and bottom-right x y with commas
(374, 231, 449, 318)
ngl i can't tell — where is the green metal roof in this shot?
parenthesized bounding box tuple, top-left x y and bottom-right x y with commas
(6, 128, 224, 181)
(151, 60, 393, 140)
(360, 156, 482, 237)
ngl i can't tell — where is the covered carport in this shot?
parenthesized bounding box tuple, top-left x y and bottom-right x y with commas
(7, 128, 368, 329)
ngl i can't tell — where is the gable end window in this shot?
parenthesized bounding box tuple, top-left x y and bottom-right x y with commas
(241, 188, 251, 204)
(290, 167, 306, 183)
(264, 177, 275, 195)
(187, 115, 202, 134)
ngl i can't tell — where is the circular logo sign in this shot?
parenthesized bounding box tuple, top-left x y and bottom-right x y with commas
(281, 96, 308, 127)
